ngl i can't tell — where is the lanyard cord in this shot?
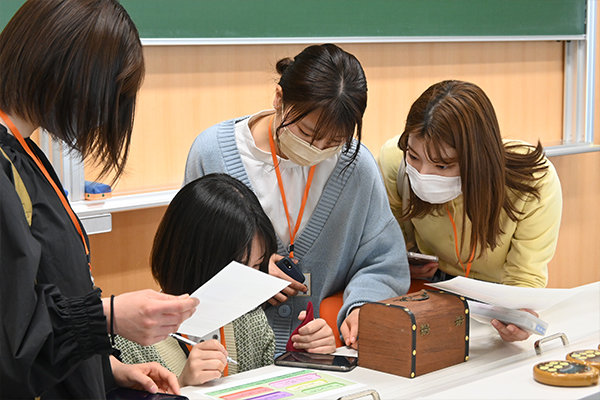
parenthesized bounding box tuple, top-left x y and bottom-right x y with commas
(445, 205, 475, 278)
(268, 115, 315, 257)
(219, 326, 229, 377)
(0, 109, 91, 269)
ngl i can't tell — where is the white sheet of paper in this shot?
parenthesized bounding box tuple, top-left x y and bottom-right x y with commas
(425, 277, 595, 311)
(177, 261, 290, 338)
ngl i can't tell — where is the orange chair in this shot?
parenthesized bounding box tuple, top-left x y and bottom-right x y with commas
(407, 278, 429, 293)
(319, 292, 344, 348)
(319, 279, 428, 348)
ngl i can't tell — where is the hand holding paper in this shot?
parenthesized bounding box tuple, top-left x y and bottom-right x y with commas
(467, 301, 548, 336)
(426, 277, 599, 341)
(177, 261, 290, 338)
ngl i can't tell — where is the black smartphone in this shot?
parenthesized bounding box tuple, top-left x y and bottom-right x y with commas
(275, 257, 305, 283)
(407, 251, 439, 266)
(106, 388, 188, 400)
(274, 351, 357, 372)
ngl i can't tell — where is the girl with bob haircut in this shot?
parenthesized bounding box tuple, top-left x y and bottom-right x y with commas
(0, 0, 198, 397)
(378, 80, 562, 342)
(116, 173, 335, 385)
(185, 43, 410, 351)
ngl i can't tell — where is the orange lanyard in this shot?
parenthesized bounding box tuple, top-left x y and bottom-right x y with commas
(268, 115, 315, 257)
(0, 109, 91, 269)
(219, 326, 229, 377)
(446, 206, 475, 278)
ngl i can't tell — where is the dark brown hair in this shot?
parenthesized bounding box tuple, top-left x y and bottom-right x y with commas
(398, 80, 548, 256)
(0, 0, 144, 180)
(151, 174, 277, 295)
(275, 43, 367, 163)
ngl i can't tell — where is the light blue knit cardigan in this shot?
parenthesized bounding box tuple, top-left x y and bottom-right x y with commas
(184, 117, 410, 352)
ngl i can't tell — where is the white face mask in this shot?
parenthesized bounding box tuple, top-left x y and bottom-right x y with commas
(405, 162, 462, 204)
(277, 126, 342, 167)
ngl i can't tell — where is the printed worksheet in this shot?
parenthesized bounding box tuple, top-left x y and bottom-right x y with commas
(193, 369, 366, 400)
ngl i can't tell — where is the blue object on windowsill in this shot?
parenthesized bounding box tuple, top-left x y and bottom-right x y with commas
(84, 181, 112, 200)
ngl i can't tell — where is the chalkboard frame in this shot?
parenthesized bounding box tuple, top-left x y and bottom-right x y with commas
(0, 0, 587, 45)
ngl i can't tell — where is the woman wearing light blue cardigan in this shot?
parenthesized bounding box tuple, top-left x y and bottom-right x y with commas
(184, 44, 410, 352)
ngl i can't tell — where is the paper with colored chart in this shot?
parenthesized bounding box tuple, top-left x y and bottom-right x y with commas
(193, 369, 366, 400)
(177, 261, 290, 338)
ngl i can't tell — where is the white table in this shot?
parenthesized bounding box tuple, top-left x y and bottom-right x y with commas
(182, 282, 600, 399)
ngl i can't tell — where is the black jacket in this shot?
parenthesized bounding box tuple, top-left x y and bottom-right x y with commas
(0, 126, 113, 399)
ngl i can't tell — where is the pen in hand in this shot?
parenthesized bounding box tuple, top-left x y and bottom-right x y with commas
(169, 333, 238, 365)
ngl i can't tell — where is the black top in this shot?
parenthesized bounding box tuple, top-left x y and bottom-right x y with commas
(0, 125, 113, 399)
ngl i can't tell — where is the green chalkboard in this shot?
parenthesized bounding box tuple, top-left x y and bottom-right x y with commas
(0, 0, 586, 40)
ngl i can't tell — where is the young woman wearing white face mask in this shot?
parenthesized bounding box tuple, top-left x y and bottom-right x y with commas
(185, 44, 410, 352)
(378, 80, 562, 341)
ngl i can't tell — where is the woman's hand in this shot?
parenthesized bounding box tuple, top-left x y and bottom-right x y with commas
(110, 356, 180, 395)
(491, 308, 538, 342)
(409, 262, 438, 279)
(267, 254, 308, 306)
(104, 290, 199, 346)
(178, 339, 228, 387)
(290, 311, 336, 354)
(339, 308, 360, 350)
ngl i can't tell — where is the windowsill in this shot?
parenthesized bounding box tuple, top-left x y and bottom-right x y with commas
(71, 189, 177, 218)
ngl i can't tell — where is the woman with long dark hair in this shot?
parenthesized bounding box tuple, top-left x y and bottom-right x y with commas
(117, 174, 333, 386)
(185, 44, 410, 351)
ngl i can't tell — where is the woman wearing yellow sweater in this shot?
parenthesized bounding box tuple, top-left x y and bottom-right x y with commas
(378, 80, 562, 341)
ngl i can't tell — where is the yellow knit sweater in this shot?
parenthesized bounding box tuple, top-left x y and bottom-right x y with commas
(378, 135, 562, 287)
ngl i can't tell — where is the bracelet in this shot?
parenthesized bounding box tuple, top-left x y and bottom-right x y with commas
(110, 294, 116, 345)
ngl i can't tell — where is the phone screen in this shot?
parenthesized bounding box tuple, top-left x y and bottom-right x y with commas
(274, 352, 358, 372)
(407, 251, 439, 266)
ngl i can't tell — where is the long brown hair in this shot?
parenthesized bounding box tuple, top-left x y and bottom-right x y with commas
(398, 80, 548, 256)
(275, 43, 367, 163)
(0, 0, 144, 180)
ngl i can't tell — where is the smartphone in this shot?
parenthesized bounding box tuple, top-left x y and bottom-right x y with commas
(407, 251, 439, 266)
(106, 388, 188, 400)
(275, 257, 305, 283)
(274, 351, 357, 372)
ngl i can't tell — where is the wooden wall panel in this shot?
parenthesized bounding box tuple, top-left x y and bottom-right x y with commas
(85, 41, 564, 194)
(89, 207, 164, 295)
(596, 3, 600, 145)
(548, 152, 600, 287)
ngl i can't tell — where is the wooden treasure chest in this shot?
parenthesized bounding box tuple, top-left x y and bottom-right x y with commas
(358, 289, 469, 378)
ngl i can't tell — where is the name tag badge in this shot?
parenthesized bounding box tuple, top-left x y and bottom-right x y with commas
(299, 273, 311, 296)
